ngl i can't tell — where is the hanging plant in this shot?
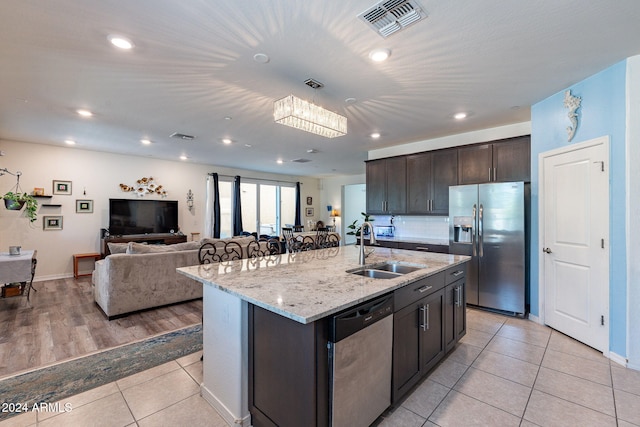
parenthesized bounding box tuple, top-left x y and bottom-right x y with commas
(2, 170, 39, 222)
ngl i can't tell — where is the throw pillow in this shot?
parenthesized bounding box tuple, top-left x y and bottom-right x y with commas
(107, 242, 128, 254)
(126, 242, 177, 254)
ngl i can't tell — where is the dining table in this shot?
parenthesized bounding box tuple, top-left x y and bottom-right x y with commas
(0, 249, 37, 300)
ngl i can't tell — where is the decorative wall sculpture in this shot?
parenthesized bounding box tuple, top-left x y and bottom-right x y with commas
(119, 176, 167, 197)
(564, 89, 582, 142)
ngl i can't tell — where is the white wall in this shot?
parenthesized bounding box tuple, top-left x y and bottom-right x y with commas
(319, 174, 365, 240)
(0, 140, 319, 280)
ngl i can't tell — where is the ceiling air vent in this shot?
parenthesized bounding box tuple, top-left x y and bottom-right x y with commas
(291, 158, 312, 163)
(358, 0, 427, 38)
(170, 132, 195, 140)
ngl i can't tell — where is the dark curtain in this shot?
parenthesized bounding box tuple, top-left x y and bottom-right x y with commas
(212, 173, 221, 238)
(233, 175, 243, 236)
(295, 181, 302, 226)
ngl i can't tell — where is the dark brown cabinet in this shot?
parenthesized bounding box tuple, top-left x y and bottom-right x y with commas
(444, 272, 466, 352)
(407, 149, 458, 215)
(366, 157, 406, 214)
(397, 241, 448, 254)
(392, 272, 446, 401)
(458, 136, 530, 184)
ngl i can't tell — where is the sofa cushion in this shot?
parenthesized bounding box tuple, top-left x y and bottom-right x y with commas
(170, 241, 202, 251)
(126, 242, 177, 254)
(107, 242, 128, 254)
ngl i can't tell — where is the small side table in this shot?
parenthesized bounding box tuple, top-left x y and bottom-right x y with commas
(73, 253, 101, 279)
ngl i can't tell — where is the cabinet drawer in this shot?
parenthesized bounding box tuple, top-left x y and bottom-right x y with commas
(398, 242, 448, 253)
(394, 272, 445, 311)
(445, 265, 466, 285)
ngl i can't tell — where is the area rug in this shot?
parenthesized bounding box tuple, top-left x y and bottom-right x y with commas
(0, 323, 202, 421)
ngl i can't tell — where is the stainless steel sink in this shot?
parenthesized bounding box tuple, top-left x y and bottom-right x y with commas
(348, 262, 426, 279)
(350, 269, 402, 279)
(373, 263, 424, 274)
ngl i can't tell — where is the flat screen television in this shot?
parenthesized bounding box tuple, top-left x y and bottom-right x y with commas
(109, 198, 179, 236)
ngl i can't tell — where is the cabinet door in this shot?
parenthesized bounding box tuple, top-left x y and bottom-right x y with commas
(366, 160, 387, 214)
(492, 136, 531, 182)
(393, 301, 422, 402)
(431, 149, 458, 214)
(458, 144, 492, 184)
(406, 152, 432, 214)
(444, 278, 467, 353)
(385, 156, 407, 214)
(420, 289, 445, 374)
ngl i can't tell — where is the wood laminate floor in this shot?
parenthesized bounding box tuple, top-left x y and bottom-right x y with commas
(0, 277, 202, 379)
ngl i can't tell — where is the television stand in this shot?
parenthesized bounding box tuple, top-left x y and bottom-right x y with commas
(101, 233, 188, 257)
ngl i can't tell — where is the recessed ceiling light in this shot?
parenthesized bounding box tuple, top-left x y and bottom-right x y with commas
(244, 144, 252, 148)
(141, 139, 152, 145)
(277, 159, 283, 164)
(76, 109, 93, 117)
(224, 116, 232, 120)
(453, 112, 467, 120)
(222, 138, 232, 145)
(65, 139, 76, 145)
(253, 53, 270, 63)
(370, 132, 381, 139)
(369, 48, 391, 62)
(345, 97, 357, 104)
(108, 35, 134, 50)
(180, 155, 188, 160)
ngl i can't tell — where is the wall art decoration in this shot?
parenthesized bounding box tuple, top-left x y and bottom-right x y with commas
(32, 187, 45, 196)
(119, 176, 167, 197)
(53, 180, 72, 195)
(306, 196, 313, 205)
(76, 199, 93, 213)
(564, 89, 582, 142)
(305, 207, 314, 217)
(43, 215, 63, 230)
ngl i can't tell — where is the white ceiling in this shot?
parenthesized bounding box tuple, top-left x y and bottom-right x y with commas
(1, 1, 639, 177)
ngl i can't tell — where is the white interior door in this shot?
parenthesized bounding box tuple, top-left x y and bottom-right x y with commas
(540, 137, 609, 353)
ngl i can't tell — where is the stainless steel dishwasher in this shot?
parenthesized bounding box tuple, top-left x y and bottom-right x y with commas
(329, 294, 394, 427)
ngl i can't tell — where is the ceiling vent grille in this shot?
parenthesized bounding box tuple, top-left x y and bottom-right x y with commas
(170, 132, 195, 140)
(358, 0, 427, 38)
(291, 158, 312, 163)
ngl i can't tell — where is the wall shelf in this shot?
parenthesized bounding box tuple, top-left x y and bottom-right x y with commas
(33, 195, 53, 199)
(40, 204, 62, 207)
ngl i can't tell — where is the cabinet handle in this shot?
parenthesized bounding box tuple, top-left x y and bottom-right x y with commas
(452, 270, 464, 277)
(420, 305, 427, 331)
(415, 246, 430, 251)
(418, 285, 433, 293)
(489, 168, 492, 181)
(493, 167, 497, 182)
(456, 286, 462, 307)
(426, 304, 430, 330)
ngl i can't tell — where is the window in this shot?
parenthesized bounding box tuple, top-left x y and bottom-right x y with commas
(217, 178, 296, 237)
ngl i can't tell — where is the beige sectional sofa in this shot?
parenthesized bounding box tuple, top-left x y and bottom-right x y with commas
(92, 236, 257, 319)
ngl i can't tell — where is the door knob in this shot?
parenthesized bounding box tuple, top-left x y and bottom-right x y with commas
(543, 247, 552, 254)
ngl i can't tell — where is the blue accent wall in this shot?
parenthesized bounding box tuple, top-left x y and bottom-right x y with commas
(531, 60, 627, 356)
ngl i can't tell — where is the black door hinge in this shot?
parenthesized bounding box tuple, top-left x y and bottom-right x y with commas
(601, 315, 605, 326)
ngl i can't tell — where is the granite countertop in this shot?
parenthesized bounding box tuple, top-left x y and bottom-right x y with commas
(177, 246, 469, 324)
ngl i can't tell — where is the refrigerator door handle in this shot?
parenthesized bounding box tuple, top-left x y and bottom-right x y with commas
(472, 204, 477, 256)
(479, 204, 484, 257)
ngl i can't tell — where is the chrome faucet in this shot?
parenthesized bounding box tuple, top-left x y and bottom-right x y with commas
(359, 221, 377, 265)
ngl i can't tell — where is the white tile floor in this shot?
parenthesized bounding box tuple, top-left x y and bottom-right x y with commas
(2, 308, 640, 426)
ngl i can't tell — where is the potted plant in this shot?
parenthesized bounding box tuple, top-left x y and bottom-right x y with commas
(3, 191, 38, 222)
(346, 212, 374, 238)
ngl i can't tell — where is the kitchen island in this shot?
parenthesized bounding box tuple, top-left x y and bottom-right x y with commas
(177, 245, 469, 427)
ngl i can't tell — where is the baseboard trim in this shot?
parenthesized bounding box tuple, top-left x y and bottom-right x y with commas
(527, 313, 541, 324)
(609, 351, 628, 368)
(201, 384, 251, 427)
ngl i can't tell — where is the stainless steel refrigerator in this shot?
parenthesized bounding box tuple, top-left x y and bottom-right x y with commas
(449, 182, 527, 315)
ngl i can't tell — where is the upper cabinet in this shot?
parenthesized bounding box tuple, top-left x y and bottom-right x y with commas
(366, 157, 407, 214)
(458, 136, 531, 184)
(407, 149, 457, 215)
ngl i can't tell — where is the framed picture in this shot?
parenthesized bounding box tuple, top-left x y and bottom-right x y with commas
(43, 215, 63, 230)
(305, 207, 314, 217)
(306, 196, 313, 205)
(53, 180, 72, 195)
(76, 199, 93, 213)
(33, 187, 45, 196)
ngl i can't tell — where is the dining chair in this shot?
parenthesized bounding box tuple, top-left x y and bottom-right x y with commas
(315, 227, 329, 249)
(282, 227, 302, 253)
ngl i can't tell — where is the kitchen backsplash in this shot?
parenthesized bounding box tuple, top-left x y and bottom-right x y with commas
(373, 215, 449, 240)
